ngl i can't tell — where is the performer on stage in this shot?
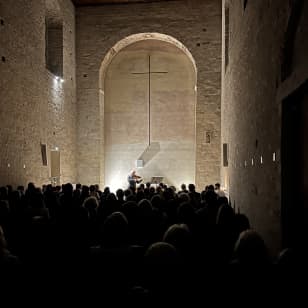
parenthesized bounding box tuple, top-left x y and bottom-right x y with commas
(127, 170, 143, 190)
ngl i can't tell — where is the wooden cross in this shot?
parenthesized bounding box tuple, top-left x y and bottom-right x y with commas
(132, 55, 168, 146)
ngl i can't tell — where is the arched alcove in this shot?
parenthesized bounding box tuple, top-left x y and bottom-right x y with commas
(99, 33, 197, 191)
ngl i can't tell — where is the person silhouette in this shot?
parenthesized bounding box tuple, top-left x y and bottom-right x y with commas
(127, 170, 142, 190)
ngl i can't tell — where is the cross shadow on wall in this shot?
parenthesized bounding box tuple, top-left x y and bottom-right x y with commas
(138, 142, 160, 166)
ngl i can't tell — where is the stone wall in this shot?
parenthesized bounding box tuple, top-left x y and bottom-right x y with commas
(221, 0, 308, 254)
(0, 0, 76, 187)
(76, 0, 222, 190)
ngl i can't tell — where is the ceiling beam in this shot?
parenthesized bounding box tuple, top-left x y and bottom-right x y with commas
(72, 0, 177, 6)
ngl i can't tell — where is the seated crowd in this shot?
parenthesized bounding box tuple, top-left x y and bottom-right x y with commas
(0, 181, 299, 299)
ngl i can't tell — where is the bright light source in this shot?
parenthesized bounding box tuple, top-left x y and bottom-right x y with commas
(107, 172, 123, 193)
(55, 76, 60, 81)
(55, 147, 59, 151)
(23, 164, 26, 169)
(251, 158, 254, 166)
(60, 78, 64, 83)
(260, 155, 263, 164)
(7, 163, 10, 168)
(273, 152, 276, 162)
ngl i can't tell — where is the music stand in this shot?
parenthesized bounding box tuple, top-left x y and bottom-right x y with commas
(151, 176, 164, 188)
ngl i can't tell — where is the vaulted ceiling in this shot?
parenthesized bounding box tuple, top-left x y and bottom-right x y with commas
(72, 0, 176, 6)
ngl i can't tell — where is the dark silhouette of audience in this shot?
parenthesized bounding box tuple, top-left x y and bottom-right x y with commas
(0, 180, 297, 301)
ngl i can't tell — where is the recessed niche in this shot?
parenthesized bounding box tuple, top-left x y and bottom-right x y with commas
(223, 143, 228, 166)
(45, 20, 63, 76)
(243, 0, 248, 10)
(205, 131, 211, 143)
(0, 19, 4, 26)
(2, 56, 6, 62)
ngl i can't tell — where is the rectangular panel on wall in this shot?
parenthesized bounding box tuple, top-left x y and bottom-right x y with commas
(223, 143, 228, 167)
(136, 159, 144, 168)
(50, 150, 60, 177)
(225, 5, 230, 69)
(41, 144, 48, 166)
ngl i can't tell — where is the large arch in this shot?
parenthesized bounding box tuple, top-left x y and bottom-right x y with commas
(99, 33, 197, 89)
(99, 33, 197, 190)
